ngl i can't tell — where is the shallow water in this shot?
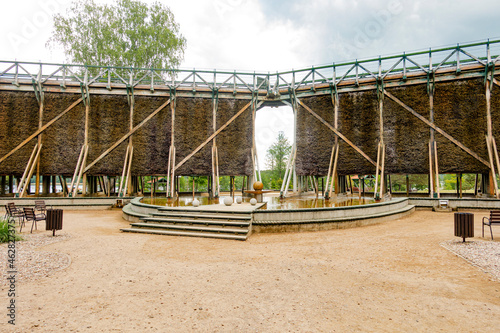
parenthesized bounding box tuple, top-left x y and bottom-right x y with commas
(141, 195, 377, 210)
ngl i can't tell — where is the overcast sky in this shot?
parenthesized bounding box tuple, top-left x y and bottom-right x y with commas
(1, 0, 500, 169)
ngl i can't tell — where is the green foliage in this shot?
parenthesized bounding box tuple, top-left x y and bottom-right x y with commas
(0, 219, 23, 243)
(265, 131, 292, 182)
(47, 0, 186, 71)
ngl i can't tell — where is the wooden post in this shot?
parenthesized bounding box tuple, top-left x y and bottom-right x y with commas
(406, 174, 410, 197)
(434, 141, 440, 198)
(192, 177, 195, 200)
(474, 174, 479, 196)
(486, 135, 499, 198)
(128, 79, 135, 196)
(42, 176, 50, 195)
(491, 137, 500, 198)
(379, 144, 386, 199)
(212, 90, 219, 197)
(9, 176, 14, 194)
(428, 142, 434, 198)
(51, 175, 57, 194)
(35, 74, 44, 196)
(374, 142, 381, 197)
(169, 93, 176, 198)
(458, 173, 463, 198)
(429, 65, 436, 196)
(332, 144, 339, 196)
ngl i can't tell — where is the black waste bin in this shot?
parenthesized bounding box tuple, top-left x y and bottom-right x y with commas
(454, 212, 473, 242)
(46, 209, 63, 236)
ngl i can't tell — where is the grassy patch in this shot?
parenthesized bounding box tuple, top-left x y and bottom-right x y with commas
(0, 219, 23, 243)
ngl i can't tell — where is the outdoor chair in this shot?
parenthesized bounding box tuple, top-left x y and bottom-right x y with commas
(482, 210, 500, 240)
(6, 203, 25, 230)
(23, 207, 46, 233)
(35, 200, 47, 216)
(3, 205, 10, 220)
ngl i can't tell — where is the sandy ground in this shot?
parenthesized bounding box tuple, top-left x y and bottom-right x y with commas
(1, 209, 500, 332)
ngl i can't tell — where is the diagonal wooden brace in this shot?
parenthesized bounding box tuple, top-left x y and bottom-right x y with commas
(296, 97, 379, 168)
(384, 90, 490, 167)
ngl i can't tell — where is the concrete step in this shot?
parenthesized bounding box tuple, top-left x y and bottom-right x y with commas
(141, 217, 251, 227)
(253, 204, 416, 225)
(152, 212, 252, 220)
(121, 228, 248, 241)
(131, 222, 248, 234)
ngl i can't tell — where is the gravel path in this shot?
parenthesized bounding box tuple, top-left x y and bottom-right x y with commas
(0, 232, 71, 285)
(441, 239, 500, 281)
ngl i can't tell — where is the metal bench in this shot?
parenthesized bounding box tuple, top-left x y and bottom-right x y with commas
(482, 210, 500, 240)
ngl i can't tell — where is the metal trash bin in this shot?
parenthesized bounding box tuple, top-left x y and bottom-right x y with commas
(46, 209, 63, 236)
(454, 212, 474, 242)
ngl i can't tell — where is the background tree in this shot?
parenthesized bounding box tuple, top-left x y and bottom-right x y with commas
(265, 131, 292, 185)
(47, 0, 186, 71)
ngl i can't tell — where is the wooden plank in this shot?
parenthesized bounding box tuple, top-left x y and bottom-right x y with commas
(428, 142, 434, 198)
(434, 141, 440, 198)
(492, 137, 500, 199)
(123, 147, 134, 197)
(84, 99, 170, 172)
(297, 98, 378, 167)
(384, 91, 490, 167)
(20, 144, 42, 198)
(69, 145, 85, 196)
(374, 142, 381, 197)
(324, 144, 335, 196)
(379, 144, 386, 198)
(0, 97, 83, 165)
(174, 100, 259, 171)
(330, 143, 339, 197)
(18, 144, 38, 194)
(73, 145, 88, 197)
(485, 135, 499, 198)
(118, 146, 130, 196)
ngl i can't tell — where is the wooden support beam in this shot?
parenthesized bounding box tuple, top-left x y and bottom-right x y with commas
(491, 137, 500, 199)
(20, 144, 42, 197)
(428, 142, 434, 198)
(406, 174, 410, 197)
(68, 145, 85, 196)
(379, 144, 386, 199)
(283, 146, 296, 197)
(72, 145, 88, 197)
(486, 135, 498, 197)
(331, 143, 339, 197)
(458, 173, 463, 198)
(297, 98, 378, 168)
(434, 141, 440, 198)
(123, 147, 134, 197)
(35, 85, 44, 196)
(18, 144, 39, 195)
(384, 90, 490, 167)
(84, 99, 170, 173)
(324, 144, 335, 198)
(0, 98, 83, 165)
(374, 142, 381, 197)
(118, 146, 130, 197)
(175, 100, 260, 171)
